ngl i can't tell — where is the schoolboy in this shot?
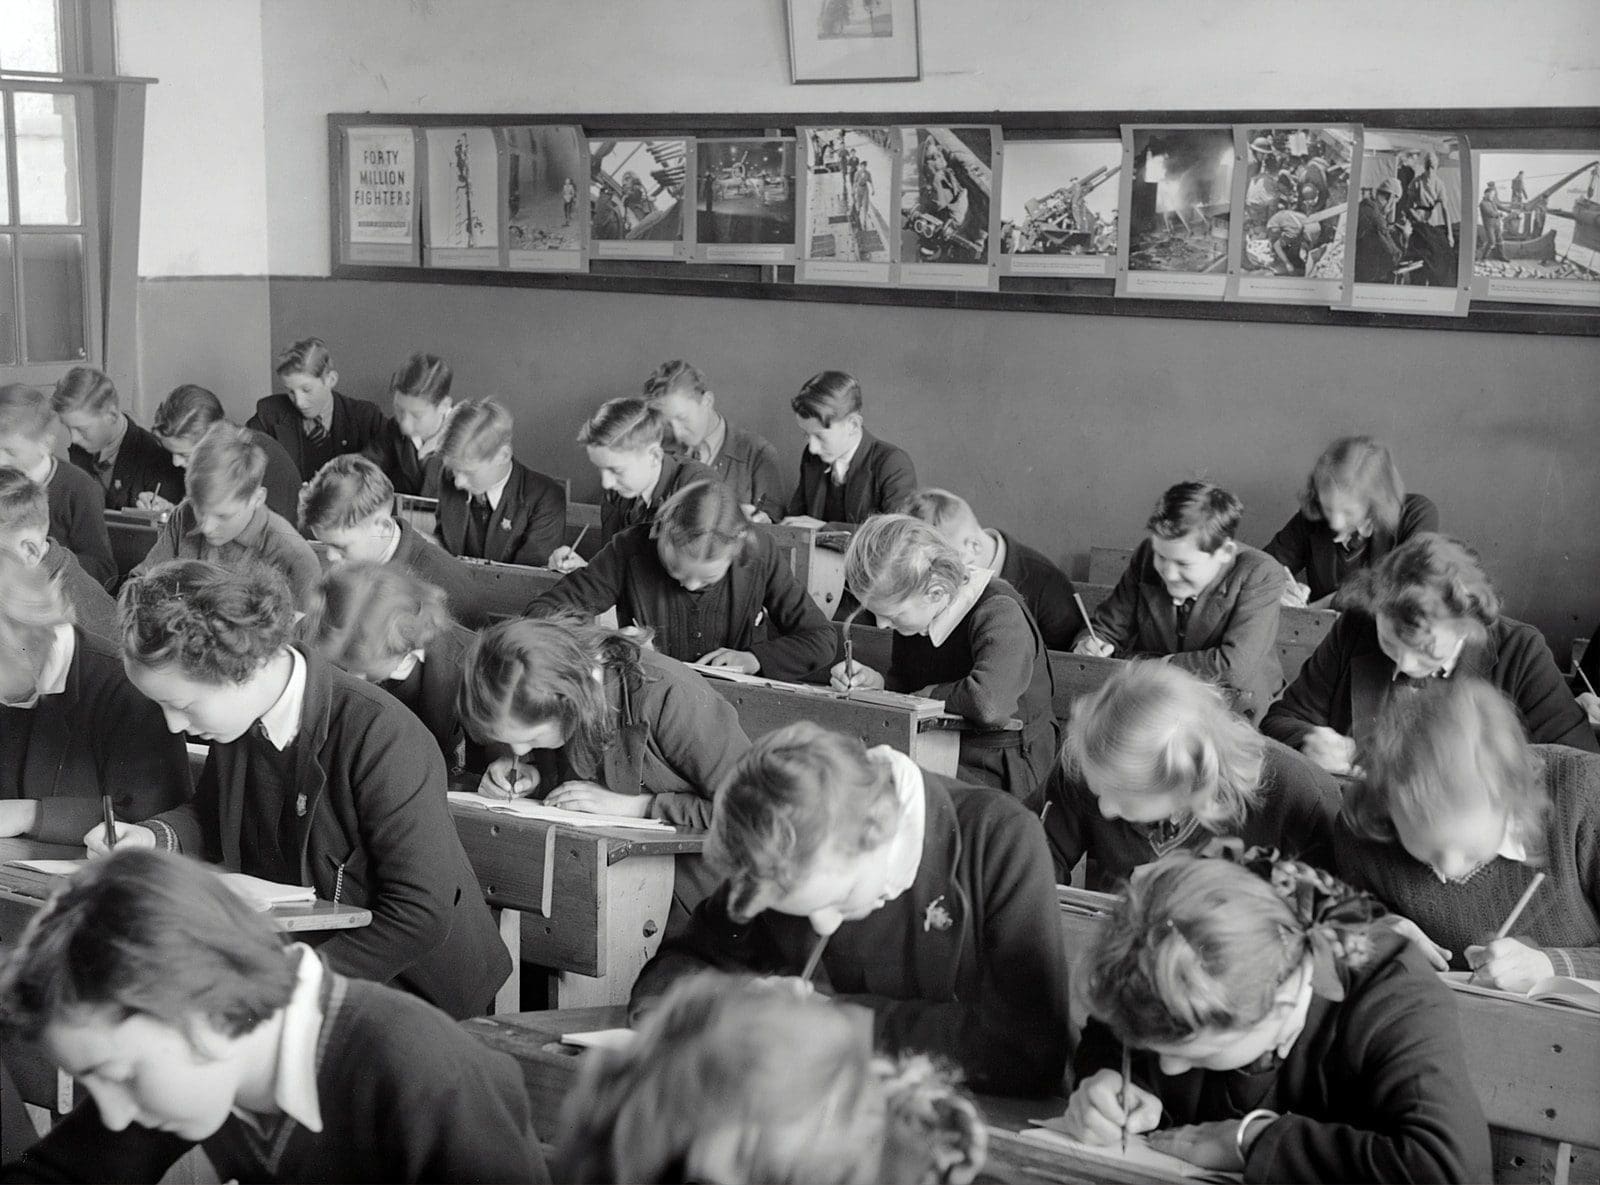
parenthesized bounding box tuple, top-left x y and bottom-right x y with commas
(1075, 481, 1285, 721)
(300, 454, 487, 627)
(363, 352, 455, 498)
(0, 383, 116, 588)
(249, 337, 387, 482)
(0, 467, 118, 640)
(785, 370, 917, 525)
(901, 487, 1084, 650)
(51, 367, 184, 511)
(643, 359, 786, 522)
(132, 423, 321, 610)
(435, 399, 566, 568)
(151, 383, 302, 521)
(0, 850, 548, 1183)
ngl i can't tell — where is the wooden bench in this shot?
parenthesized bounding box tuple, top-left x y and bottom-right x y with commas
(1088, 544, 1135, 584)
(104, 508, 165, 576)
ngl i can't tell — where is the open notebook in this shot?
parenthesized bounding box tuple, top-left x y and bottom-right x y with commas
(447, 791, 674, 832)
(1017, 1119, 1243, 1183)
(6, 862, 315, 913)
(1440, 970, 1600, 1013)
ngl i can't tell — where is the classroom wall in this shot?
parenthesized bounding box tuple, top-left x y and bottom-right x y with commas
(121, 0, 1600, 648)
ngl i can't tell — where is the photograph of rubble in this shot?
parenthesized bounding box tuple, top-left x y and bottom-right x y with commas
(999, 138, 1120, 278)
(1470, 149, 1600, 307)
(589, 137, 693, 259)
(694, 138, 798, 264)
(503, 125, 587, 272)
(895, 125, 1001, 290)
(796, 126, 895, 285)
(1116, 125, 1234, 300)
(1228, 124, 1354, 304)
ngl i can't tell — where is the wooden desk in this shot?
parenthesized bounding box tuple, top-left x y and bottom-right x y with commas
(105, 508, 164, 576)
(448, 799, 700, 1009)
(460, 558, 563, 619)
(761, 521, 854, 616)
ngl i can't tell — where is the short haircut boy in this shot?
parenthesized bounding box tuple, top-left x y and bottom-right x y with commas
(439, 398, 514, 467)
(49, 367, 119, 417)
(274, 336, 334, 380)
(390, 353, 453, 402)
(790, 370, 863, 425)
(186, 423, 267, 510)
(0, 383, 56, 442)
(0, 466, 49, 537)
(897, 487, 972, 529)
(152, 384, 227, 443)
(576, 397, 667, 451)
(299, 454, 395, 535)
(1147, 480, 1243, 552)
(641, 359, 709, 402)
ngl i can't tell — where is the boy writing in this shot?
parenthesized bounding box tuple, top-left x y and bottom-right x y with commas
(435, 399, 566, 568)
(0, 383, 115, 588)
(0, 467, 118, 639)
(643, 360, 786, 523)
(51, 367, 184, 511)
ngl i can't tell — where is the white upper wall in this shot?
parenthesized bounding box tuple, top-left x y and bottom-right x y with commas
(121, 0, 1600, 277)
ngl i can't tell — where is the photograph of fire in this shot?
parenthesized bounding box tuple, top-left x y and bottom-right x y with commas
(1123, 127, 1234, 274)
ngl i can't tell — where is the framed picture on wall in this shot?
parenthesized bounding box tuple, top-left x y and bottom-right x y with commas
(786, 0, 921, 84)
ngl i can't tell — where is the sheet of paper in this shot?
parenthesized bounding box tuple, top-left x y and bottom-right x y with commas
(7, 859, 89, 875)
(219, 873, 317, 911)
(446, 791, 673, 832)
(1021, 1120, 1242, 1183)
(561, 1028, 638, 1051)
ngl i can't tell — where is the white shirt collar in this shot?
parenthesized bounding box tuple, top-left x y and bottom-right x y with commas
(240, 945, 325, 1134)
(927, 568, 993, 648)
(1497, 820, 1529, 864)
(482, 465, 513, 514)
(1390, 635, 1468, 682)
(97, 413, 131, 467)
(377, 518, 403, 565)
(829, 435, 863, 484)
(410, 425, 445, 461)
(24, 455, 53, 486)
(869, 746, 927, 905)
(983, 528, 1007, 576)
(256, 648, 308, 751)
(35, 625, 76, 700)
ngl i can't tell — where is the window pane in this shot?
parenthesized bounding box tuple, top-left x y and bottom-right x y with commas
(0, 0, 62, 73)
(0, 235, 14, 364)
(0, 103, 9, 222)
(15, 91, 80, 225)
(19, 233, 84, 362)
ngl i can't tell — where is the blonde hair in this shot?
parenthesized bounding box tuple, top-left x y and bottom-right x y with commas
(0, 551, 74, 678)
(299, 455, 395, 534)
(439, 399, 514, 469)
(843, 514, 969, 609)
(306, 563, 451, 674)
(185, 423, 266, 510)
(0, 468, 48, 536)
(641, 359, 710, 402)
(50, 367, 119, 416)
(577, 397, 667, 452)
(899, 488, 978, 530)
(1064, 662, 1265, 831)
(1300, 436, 1405, 537)
(0, 384, 56, 444)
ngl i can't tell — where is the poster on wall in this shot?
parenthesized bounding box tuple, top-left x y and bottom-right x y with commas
(998, 138, 1120, 279)
(589, 138, 695, 260)
(1342, 128, 1472, 317)
(1469, 148, 1600, 307)
(796, 126, 896, 285)
(501, 126, 588, 273)
(693, 138, 798, 265)
(1226, 124, 1355, 305)
(342, 126, 418, 265)
(1115, 125, 1235, 300)
(894, 125, 1002, 291)
(421, 127, 502, 268)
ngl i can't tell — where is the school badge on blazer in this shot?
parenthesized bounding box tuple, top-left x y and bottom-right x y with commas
(923, 895, 953, 932)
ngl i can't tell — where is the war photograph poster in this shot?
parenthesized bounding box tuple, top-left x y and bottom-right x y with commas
(343, 125, 417, 265)
(502, 126, 588, 273)
(999, 139, 1120, 278)
(423, 127, 500, 268)
(1227, 125, 1354, 305)
(1116, 125, 1234, 300)
(797, 126, 896, 285)
(693, 138, 799, 265)
(1470, 149, 1600, 307)
(895, 125, 1001, 291)
(589, 138, 695, 260)
(786, 0, 921, 83)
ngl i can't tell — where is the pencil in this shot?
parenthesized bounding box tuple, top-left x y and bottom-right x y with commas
(570, 523, 590, 556)
(800, 931, 830, 983)
(1493, 871, 1546, 941)
(509, 753, 523, 800)
(1119, 1043, 1131, 1155)
(1074, 594, 1103, 648)
(1578, 664, 1598, 699)
(841, 605, 862, 701)
(100, 795, 116, 850)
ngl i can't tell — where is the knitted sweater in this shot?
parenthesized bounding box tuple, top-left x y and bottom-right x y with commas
(45, 459, 115, 588)
(1334, 745, 1600, 977)
(39, 542, 118, 641)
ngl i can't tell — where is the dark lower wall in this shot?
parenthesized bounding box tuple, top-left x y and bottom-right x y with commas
(264, 276, 1599, 653)
(135, 277, 272, 422)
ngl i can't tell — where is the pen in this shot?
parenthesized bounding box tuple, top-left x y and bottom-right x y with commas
(1493, 871, 1545, 941)
(1578, 664, 1598, 699)
(800, 931, 830, 983)
(841, 605, 861, 701)
(570, 523, 590, 558)
(1119, 1043, 1131, 1155)
(101, 795, 116, 849)
(1073, 594, 1104, 650)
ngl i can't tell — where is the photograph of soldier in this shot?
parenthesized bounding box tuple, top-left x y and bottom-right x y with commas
(1351, 130, 1466, 288)
(1473, 150, 1600, 283)
(999, 139, 1120, 257)
(424, 127, 498, 250)
(1238, 126, 1352, 278)
(897, 126, 995, 265)
(1124, 127, 1234, 274)
(589, 139, 689, 243)
(801, 127, 894, 263)
(697, 140, 797, 246)
(503, 126, 586, 253)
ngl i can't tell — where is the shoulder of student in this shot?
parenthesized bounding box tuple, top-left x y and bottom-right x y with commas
(511, 459, 567, 500)
(1230, 544, 1287, 589)
(939, 772, 1052, 857)
(251, 392, 296, 424)
(1399, 493, 1439, 535)
(334, 391, 388, 431)
(723, 424, 780, 465)
(639, 647, 746, 725)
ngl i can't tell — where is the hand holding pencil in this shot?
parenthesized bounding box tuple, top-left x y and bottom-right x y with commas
(1464, 872, 1553, 994)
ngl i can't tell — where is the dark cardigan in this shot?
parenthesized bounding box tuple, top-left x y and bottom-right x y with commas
(1075, 933, 1491, 1184)
(630, 770, 1073, 1096)
(378, 622, 477, 775)
(45, 460, 115, 588)
(597, 453, 723, 545)
(1261, 612, 1599, 755)
(0, 628, 191, 844)
(887, 577, 1058, 808)
(40, 542, 118, 642)
(246, 426, 307, 523)
(435, 458, 566, 568)
(67, 417, 184, 510)
(997, 529, 1084, 651)
(528, 524, 835, 681)
(1040, 736, 1341, 889)
(785, 429, 918, 524)
(1335, 744, 1600, 978)
(248, 390, 388, 482)
(390, 518, 488, 628)
(1088, 540, 1287, 721)
(141, 650, 509, 1020)
(363, 418, 444, 498)
(5, 952, 550, 1184)
(134, 502, 322, 613)
(700, 422, 786, 521)
(1263, 493, 1439, 603)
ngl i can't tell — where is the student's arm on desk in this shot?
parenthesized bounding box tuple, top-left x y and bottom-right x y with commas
(127, 511, 181, 580)
(1082, 554, 1142, 655)
(131, 755, 219, 860)
(747, 440, 789, 523)
(507, 481, 566, 569)
(1261, 514, 1309, 581)
(0, 1097, 191, 1183)
(1504, 629, 1600, 754)
(642, 676, 751, 829)
(1164, 560, 1284, 691)
(913, 595, 1035, 727)
(1038, 763, 1090, 885)
(1259, 620, 1350, 750)
(747, 551, 837, 680)
(525, 539, 625, 618)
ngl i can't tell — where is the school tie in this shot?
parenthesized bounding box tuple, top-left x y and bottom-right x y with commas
(1174, 597, 1197, 648)
(302, 416, 327, 445)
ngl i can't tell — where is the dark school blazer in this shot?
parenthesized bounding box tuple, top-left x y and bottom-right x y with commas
(597, 453, 723, 545)
(435, 459, 566, 568)
(142, 650, 510, 1020)
(1261, 611, 1599, 756)
(45, 459, 116, 588)
(528, 524, 835, 682)
(1263, 493, 1439, 603)
(630, 771, 1073, 1097)
(390, 517, 489, 628)
(0, 628, 191, 844)
(379, 621, 478, 775)
(247, 426, 307, 523)
(701, 423, 786, 521)
(997, 529, 1084, 651)
(364, 418, 444, 498)
(248, 390, 388, 482)
(1089, 539, 1287, 720)
(67, 418, 184, 510)
(785, 429, 918, 524)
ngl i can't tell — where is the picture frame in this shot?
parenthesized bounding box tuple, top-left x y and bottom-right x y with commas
(786, 0, 921, 85)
